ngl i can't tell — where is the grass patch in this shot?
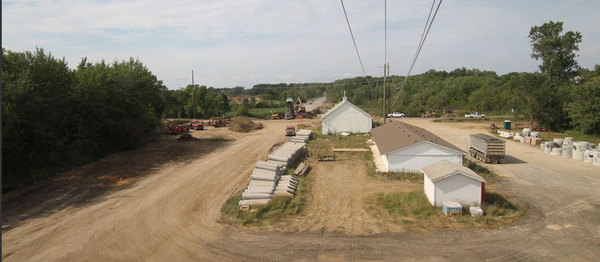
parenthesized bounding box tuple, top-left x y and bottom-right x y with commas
(465, 159, 500, 184)
(248, 107, 286, 119)
(375, 172, 424, 182)
(367, 191, 523, 231)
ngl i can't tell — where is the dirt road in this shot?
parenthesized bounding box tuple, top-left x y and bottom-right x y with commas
(3, 118, 600, 261)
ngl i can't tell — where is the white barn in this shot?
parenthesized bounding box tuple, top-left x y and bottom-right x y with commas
(371, 121, 465, 172)
(321, 94, 372, 135)
(422, 160, 486, 206)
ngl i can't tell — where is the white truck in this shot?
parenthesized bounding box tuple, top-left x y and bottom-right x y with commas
(387, 112, 405, 118)
(465, 112, 485, 118)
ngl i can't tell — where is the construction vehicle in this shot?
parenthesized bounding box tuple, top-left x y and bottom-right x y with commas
(285, 125, 296, 136)
(166, 124, 189, 135)
(422, 111, 437, 118)
(208, 114, 229, 127)
(295, 96, 307, 118)
(271, 111, 283, 119)
(284, 97, 295, 120)
(470, 133, 506, 164)
(189, 121, 204, 130)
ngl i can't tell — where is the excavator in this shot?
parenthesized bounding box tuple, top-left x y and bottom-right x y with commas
(295, 96, 307, 118)
(207, 114, 229, 127)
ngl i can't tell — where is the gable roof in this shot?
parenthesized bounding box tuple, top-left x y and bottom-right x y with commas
(321, 98, 372, 120)
(422, 160, 485, 183)
(371, 121, 465, 155)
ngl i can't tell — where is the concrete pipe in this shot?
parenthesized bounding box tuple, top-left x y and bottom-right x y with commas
(279, 175, 298, 180)
(530, 131, 540, 138)
(594, 151, 600, 166)
(238, 199, 271, 207)
(544, 142, 557, 154)
(242, 192, 273, 200)
(245, 188, 274, 194)
(276, 184, 296, 191)
(275, 188, 295, 194)
(278, 181, 298, 188)
(279, 177, 298, 184)
(522, 128, 532, 137)
(278, 179, 298, 186)
(255, 163, 281, 172)
(584, 150, 595, 163)
(519, 137, 526, 143)
(249, 181, 276, 187)
(553, 138, 564, 147)
(250, 174, 279, 181)
(562, 145, 573, 158)
(551, 148, 562, 156)
(572, 143, 585, 161)
(562, 137, 575, 147)
(268, 155, 290, 163)
(252, 168, 280, 177)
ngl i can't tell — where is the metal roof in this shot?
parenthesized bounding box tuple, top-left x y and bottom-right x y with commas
(422, 160, 485, 183)
(370, 121, 465, 155)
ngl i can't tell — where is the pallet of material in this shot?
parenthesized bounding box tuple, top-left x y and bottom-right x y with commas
(294, 162, 310, 176)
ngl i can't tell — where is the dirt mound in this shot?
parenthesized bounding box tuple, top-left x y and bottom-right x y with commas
(178, 134, 196, 141)
(229, 116, 264, 133)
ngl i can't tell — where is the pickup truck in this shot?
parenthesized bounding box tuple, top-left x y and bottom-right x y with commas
(285, 125, 296, 136)
(465, 112, 485, 118)
(387, 112, 405, 118)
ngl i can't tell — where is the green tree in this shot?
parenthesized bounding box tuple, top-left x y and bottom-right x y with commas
(529, 21, 582, 82)
(566, 77, 600, 134)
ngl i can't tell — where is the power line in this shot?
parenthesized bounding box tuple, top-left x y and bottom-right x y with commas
(390, 0, 443, 108)
(340, 0, 369, 79)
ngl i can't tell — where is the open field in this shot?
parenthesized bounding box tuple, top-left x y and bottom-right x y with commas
(3, 117, 600, 261)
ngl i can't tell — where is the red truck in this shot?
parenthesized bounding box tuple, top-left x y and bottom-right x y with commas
(189, 121, 204, 130)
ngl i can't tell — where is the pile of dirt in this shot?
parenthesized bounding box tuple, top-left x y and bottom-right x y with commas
(229, 116, 264, 133)
(178, 134, 196, 141)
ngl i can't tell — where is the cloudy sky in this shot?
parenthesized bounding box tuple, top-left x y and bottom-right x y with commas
(2, 0, 599, 89)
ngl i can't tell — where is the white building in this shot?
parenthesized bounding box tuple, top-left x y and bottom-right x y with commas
(321, 93, 372, 135)
(371, 121, 465, 172)
(422, 160, 486, 206)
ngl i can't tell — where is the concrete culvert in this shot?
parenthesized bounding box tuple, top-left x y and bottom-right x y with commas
(242, 192, 272, 200)
(551, 148, 562, 156)
(562, 145, 573, 158)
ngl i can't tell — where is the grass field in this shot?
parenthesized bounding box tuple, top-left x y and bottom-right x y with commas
(365, 190, 523, 231)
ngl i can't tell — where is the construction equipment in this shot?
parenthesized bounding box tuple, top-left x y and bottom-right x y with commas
(422, 111, 437, 118)
(166, 124, 189, 135)
(470, 133, 506, 163)
(189, 121, 204, 130)
(284, 97, 295, 120)
(271, 112, 282, 119)
(295, 96, 307, 118)
(208, 114, 229, 127)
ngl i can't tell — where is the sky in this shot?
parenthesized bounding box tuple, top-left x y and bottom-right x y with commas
(2, 0, 599, 90)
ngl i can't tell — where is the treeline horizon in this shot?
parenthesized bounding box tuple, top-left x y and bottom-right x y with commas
(3, 45, 599, 190)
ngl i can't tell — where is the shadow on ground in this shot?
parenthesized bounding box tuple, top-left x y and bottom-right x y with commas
(2, 135, 231, 231)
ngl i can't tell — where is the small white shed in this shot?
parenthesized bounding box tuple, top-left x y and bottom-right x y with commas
(321, 94, 372, 135)
(371, 122, 465, 172)
(422, 160, 485, 206)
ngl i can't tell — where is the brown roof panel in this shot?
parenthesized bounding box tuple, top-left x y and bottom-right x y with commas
(371, 121, 465, 155)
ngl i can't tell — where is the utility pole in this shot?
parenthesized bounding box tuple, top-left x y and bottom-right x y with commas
(192, 70, 196, 119)
(383, 63, 387, 124)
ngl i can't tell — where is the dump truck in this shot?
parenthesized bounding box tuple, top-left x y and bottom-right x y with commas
(469, 133, 505, 163)
(284, 97, 295, 120)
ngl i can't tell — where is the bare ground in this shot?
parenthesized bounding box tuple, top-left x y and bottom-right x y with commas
(3, 118, 600, 261)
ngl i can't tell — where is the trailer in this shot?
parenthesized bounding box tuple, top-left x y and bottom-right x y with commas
(469, 133, 505, 164)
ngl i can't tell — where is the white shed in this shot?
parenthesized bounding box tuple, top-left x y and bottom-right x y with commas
(321, 94, 372, 135)
(422, 160, 485, 206)
(371, 121, 465, 173)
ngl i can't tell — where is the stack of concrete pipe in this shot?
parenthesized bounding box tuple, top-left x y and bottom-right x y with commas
(290, 129, 314, 143)
(239, 142, 309, 207)
(268, 142, 307, 166)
